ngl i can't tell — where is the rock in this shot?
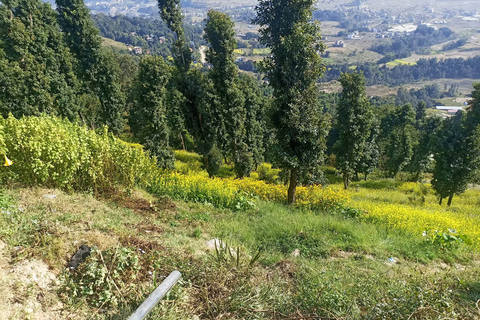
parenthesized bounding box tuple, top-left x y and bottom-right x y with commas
(205, 239, 225, 250)
(68, 245, 91, 270)
(44, 195, 57, 199)
(291, 249, 300, 257)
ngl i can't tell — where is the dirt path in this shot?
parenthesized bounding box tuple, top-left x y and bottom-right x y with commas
(199, 45, 207, 64)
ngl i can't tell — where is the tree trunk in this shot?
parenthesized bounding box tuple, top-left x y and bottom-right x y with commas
(414, 171, 420, 182)
(447, 195, 453, 206)
(439, 197, 443, 205)
(354, 171, 359, 181)
(287, 168, 299, 205)
(179, 132, 186, 151)
(364, 174, 368, 181)
(343, 171, 349, 190)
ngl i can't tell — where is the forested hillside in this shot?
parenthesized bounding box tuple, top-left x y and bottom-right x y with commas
(1, 0, 480, 318)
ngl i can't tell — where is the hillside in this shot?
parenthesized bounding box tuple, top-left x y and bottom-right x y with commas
(1, 139, 480, 319)
(1, 178, 479, 319)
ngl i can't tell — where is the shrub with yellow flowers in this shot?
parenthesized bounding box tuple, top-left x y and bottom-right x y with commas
(0, 115, 157, 193)
(149, 172, 348, 211)
(346, 184, 480, 249)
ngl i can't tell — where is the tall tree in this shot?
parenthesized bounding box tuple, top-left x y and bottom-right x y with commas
(382, 104, 416, 177)
(354, 117, 380, 181)
(254, 0, 329, 204)
(204, 10, 254, 177)
(130, 56, 174, 168)
(0, 0, 78, 120)
(335, 72, 375, 189)
(432, 83, 480, 206)
(157, 0, 191, 73)
(238, 74, 267, 169)
(181, 69, 222, 177)
(56, 0, 125, 133)
(408, 114, 441, 181)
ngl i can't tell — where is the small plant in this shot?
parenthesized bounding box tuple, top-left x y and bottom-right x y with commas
(423, 229, 473, 251)
(212, 240, 262, 269)
(60, 246, 148, 310)
(336, 206, 364, 219)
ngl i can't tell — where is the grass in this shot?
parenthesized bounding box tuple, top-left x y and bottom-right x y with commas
(386, 59, 417, 67)
(0, 179, 479, 319)
(101, 37, 129, 52)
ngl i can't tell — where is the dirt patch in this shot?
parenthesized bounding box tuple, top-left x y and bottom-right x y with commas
(328, 250, 355, 261)
(271, 260, 298, 280)
(0, 241, 64, 320)
(120, 235, 165, 253)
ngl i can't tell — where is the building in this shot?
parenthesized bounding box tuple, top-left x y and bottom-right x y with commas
(133, 46, 143, 55)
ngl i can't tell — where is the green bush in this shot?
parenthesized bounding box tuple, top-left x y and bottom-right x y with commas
(256, 163, 280, 184)
(174, 150, 203, 164)
(0, 115, 157, 193)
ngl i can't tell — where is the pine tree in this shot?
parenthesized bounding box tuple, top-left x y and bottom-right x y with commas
(0, 0, 78, 120)
(408, 115, 441, 181)
(238, 74, 267, 169)
(130, 56, 174, 168)
(355, 117, 380, 181)
(56, 0, 125, 133)
(432, 83, 480, 206)
(157, 0, 191, 73)
(335, 72, 375, 189)
(383, 104, 416, 177)
(181, 69, 222, 176)
(254, 0, 329, 204)
(204, 10, 255, 177)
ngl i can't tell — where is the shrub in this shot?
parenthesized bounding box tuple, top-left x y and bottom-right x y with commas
(174, 150, 203, 164)
(0, 115, 157, 193)
(256, 163, 280, 184)
(206, 146, 223, 177)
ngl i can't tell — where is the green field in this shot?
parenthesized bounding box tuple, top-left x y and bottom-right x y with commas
(386, 59, 418, 67)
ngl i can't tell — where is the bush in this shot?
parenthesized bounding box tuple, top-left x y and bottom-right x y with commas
(206, 146, 223, 177)
(174, 150, 203, 164)
(0, 115, 157, 193)
(256, 163, 280, 184)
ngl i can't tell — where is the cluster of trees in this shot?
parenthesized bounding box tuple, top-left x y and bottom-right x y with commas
(395, 84, 459, 109)
(333, 72, 480, 205)
(323, 56, 480, 86)
(91, 14, 203, 57)
(372, 25, 454, 62)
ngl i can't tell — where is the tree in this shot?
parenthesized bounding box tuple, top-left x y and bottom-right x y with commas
(432, 113, 469, 206)
(56, 0, 125, 133)
(0, 0, 78, 120)
(382, 104, 416, 177)
(238, 74, 267, 169)
(254, 0, 329, 204)
(157, 0, 191, 73)
(181, 69, 222, 177)
(354, 117, 380, 181)
(130, 56, 174, 168)
(432, 83, 480, 206)
(335, 72, 375, 189)
(408, 114, 442, 181)
(204, 10, 254, 177)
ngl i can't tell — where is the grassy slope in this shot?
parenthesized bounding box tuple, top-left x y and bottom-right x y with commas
(0, 185, 479, 319)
